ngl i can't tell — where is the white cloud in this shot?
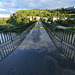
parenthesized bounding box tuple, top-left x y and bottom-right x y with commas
(0, 8, 6, 11)
(7, 0, 16, 1)
(0, 0, 75, 18)
(28, 3, 35, 8)
(0, 2, 4, 8)
(9, 10, 14, 13)
(0, 0, 75, 9)
(39, 0, 46, 2)
(4, 3, 16, 8)
(0, 14, 10, 18)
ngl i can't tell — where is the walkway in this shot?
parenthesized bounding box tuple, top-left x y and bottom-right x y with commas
(0, 21, 75, 75)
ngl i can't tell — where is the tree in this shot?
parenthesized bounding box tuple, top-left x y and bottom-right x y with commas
(44, 19, 48, 22)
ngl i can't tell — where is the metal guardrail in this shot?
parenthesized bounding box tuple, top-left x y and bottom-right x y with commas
(42, 22, 75, 63)
(0, 22, 35, 45)
(0, 22, 35, 61)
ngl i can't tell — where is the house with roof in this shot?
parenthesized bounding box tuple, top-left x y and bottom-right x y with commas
(60, 17, 67, 21)
(51, 16, 59, 22)
(64, 6, 75, 10)
(42, 17, 48, 21)
(27, 16, 40, 21)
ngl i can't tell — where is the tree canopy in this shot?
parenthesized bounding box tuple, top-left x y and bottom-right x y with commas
(0, 8, 74, 28)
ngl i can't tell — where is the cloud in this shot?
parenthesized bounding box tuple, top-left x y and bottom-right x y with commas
(0, 8, 6, 11)
(9, 10, 14, 13)
(4, 3, 16, 8)
(17, 0, 75, 9)
(0, 2, 4, 8)
(0, 0, 75, 17)
(0, 14, 10, 18)
(6, 0, 16, 1)
(0, 0, 75, 9)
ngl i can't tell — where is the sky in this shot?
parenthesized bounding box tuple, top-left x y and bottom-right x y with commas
(0, 0, 75, 18)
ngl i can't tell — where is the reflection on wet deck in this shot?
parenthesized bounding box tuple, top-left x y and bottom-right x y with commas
(0, 21, 75, 75)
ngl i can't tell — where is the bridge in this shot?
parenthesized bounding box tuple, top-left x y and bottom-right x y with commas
(0, 21, 75, 75)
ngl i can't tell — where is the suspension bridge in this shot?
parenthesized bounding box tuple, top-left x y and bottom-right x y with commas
(0, 21, 75, 75)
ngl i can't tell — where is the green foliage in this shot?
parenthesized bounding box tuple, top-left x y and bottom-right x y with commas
(70, 15, 75, 18)
(0, 25, 11, 31)
(58, 20, 75, 27)
(48, 19, 53, 23)
(0, 18, 9, 25)
(44, 19, 48, 22)
(67, 28, 75, 31)
(32, 24, 37, 29)
(0, 8, 75, 30)
(0, 18, 13, 30)
(8, 8, 71, 26)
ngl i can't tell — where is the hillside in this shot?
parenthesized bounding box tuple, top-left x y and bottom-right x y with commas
(8, 9, 71, 26)
(0, 8, 75, 30)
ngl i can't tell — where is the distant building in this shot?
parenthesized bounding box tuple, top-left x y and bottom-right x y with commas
(35, 16, 40, 20)
(42, 17, 48, 21)
(47, 22, 51, 24)
(60, 17, 67, 21)
(51, 16, 59, 22)
(27, 16, 33, 21)
(64, 6, 75, 10)
(40, 11, 43, 13)
(70, 18, 75, 20)
(69, 14, 75, 15)
(27, 16, 40, 21)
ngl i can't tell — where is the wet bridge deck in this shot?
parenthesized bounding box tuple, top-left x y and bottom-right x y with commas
(0, 21, 75, 75)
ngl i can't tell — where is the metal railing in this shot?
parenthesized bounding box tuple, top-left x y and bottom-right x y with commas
(0, 22, 35, 45)
(42, 22, 75, 63)
(0, 22, 35, 61)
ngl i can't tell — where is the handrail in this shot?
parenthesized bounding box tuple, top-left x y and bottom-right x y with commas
(42, 21, 75, 63)
(0, 22, 36, 62)
(0, 22, 36, 45)
(42, 21, 75, 47)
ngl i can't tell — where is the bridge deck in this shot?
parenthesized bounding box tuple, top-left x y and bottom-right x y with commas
(0, 21, 75, 75)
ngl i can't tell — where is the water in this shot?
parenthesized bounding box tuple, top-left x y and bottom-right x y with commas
(0, 21, 75, 75)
